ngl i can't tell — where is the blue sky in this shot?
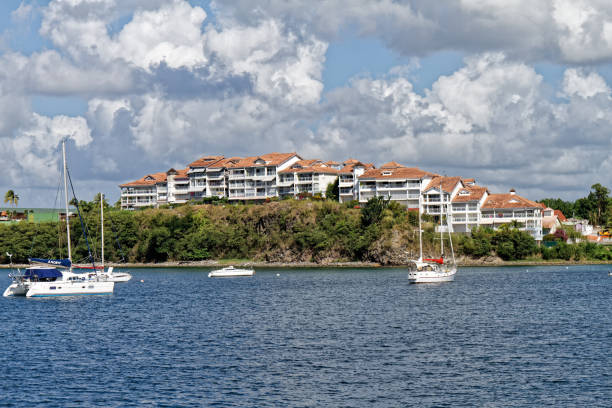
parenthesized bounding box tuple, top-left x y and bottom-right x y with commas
(1, 0, 611, 207)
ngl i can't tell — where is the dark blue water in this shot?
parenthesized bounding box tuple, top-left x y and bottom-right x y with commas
(1, 265, 611, 407)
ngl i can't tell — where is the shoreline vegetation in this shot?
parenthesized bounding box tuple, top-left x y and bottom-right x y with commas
(1, 197, 611, 268)
(2, 259, 612, 269)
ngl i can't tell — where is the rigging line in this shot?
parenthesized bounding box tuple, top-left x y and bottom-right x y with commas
(65, 167, 96, 270)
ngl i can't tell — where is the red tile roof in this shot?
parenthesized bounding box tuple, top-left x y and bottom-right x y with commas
(554, 210, 567, 222)
(359, 166, 436, 180)
(482, 193, 541, 209)
(452, 185, 489, 202)
(227, 153, 300, 168)
(380, 161, 405, 169)
(188, 155, 224, 168)
(208, 157, 243, 169)
(424, 176, 463, 194)
(120, 172, 167, 187)
(279, 164, 340, 175)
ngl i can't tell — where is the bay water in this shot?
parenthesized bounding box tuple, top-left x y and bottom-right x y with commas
(1, 265, 611, 407)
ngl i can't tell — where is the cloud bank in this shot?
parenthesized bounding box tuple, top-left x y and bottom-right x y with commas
(0, 0, 611, 206)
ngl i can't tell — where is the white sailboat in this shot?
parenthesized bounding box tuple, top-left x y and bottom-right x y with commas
(408, 184, 457, 284)
(3, 140, 115, 297)
(94, 194, 132, 283)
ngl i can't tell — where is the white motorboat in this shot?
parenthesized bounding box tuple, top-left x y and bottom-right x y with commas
(3, 140, 115, 297)
(408, 183, 457, 284)
(208, 266, 254, 278)
(95, 266, 132, 283)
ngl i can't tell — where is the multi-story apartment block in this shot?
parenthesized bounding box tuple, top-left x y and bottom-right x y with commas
(227, 153, 301, 200)
(338, 160, 373, 203)
(358, 162, 436, 209)
(278, 159, 340, 197)
(480, 190, 543, 240)
(166, 168, 190, 204)
(118, 153, 545, 240)
(450, 184, 489, 233)
(187, 155, 225, 200)
(422, 176, 463, 218)
(119, 172, 167, 210)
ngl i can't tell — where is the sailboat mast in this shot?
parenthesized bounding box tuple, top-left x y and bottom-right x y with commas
(418, 184, 423, 261)
(447, 201, 456, 264)
(440, 182, 444, 256)
(62, 139, 72, 264)
(101, 193, 104, 270)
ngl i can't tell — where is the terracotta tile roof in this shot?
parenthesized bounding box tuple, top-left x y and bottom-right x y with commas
(279, 165, 340, 175)
(452, 185, 489, 202)
(343, 158, 360, 165)
(120, 172, 167, 187)
(462, 178, 475, 183)
(554, 210, 567, 222)
(339, 162, 374, 174)
(188, 155, 224, 168)
(291, 159, 322, 168)
(482, 192, 541, 209)
(227, 152, 300, 168)
(424, 176, 463, 193)
(167, 168, 189, 179)
(325, 160, 340, 165)
(359, 166, 436, 180)
(208, 157, 243, 169)
(380, 161, 405, 169)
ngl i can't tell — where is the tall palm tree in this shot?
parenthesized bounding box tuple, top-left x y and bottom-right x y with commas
(4, 190, 18, 207)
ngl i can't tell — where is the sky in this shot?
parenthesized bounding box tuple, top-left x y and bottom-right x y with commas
(1, 0, 612, 207)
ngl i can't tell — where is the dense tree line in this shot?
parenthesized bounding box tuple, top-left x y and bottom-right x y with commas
(540, 183, 612, 228)
(0, 196, 610, 265)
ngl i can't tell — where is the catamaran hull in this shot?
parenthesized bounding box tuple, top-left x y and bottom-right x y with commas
(3, 282, 28, 297)
(3, 281, 115, 297)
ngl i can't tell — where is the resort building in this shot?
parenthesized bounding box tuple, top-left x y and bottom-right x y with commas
(421, 176, 464, 219)
(187, 155, 225, 200)
(118, 152, 546, 240)
(166, 168, 190, 204)
(449, 184, 490, 233)
(357, 162, 437, 209)
(278, 159, 340, 198)
(226, 153, 301, 201)
(119, 172, 167, 210)
(480, 189, 543, 240)
(338, 160, 373, 203)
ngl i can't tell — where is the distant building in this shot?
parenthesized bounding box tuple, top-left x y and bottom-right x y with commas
(480, 189, 543, 240)
(357, 162, 436, 209)
(117, 152, 547, 241)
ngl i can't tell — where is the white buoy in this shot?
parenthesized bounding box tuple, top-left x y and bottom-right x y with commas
(276, 273, 280, 277)
(140, 279, 144, 283)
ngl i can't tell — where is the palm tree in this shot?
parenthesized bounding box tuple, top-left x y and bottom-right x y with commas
(4, 190, 18, 207)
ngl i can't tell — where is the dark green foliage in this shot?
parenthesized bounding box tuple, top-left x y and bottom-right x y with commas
(360, 196, 390, 227)
(325, 177, 339, 201)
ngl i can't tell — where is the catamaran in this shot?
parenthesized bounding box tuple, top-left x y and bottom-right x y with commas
(3, 140, 115, 297)
(408, 184, 457, 284)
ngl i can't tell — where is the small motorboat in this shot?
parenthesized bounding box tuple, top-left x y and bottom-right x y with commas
(208, 266, 254, 278)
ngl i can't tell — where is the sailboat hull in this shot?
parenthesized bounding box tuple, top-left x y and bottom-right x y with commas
(408, 268, 456, 284)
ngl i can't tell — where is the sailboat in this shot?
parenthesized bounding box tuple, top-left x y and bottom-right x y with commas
(3, 140, 115, 297)
(93, 194, 132, 283)
(408, 183, 457, 283)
